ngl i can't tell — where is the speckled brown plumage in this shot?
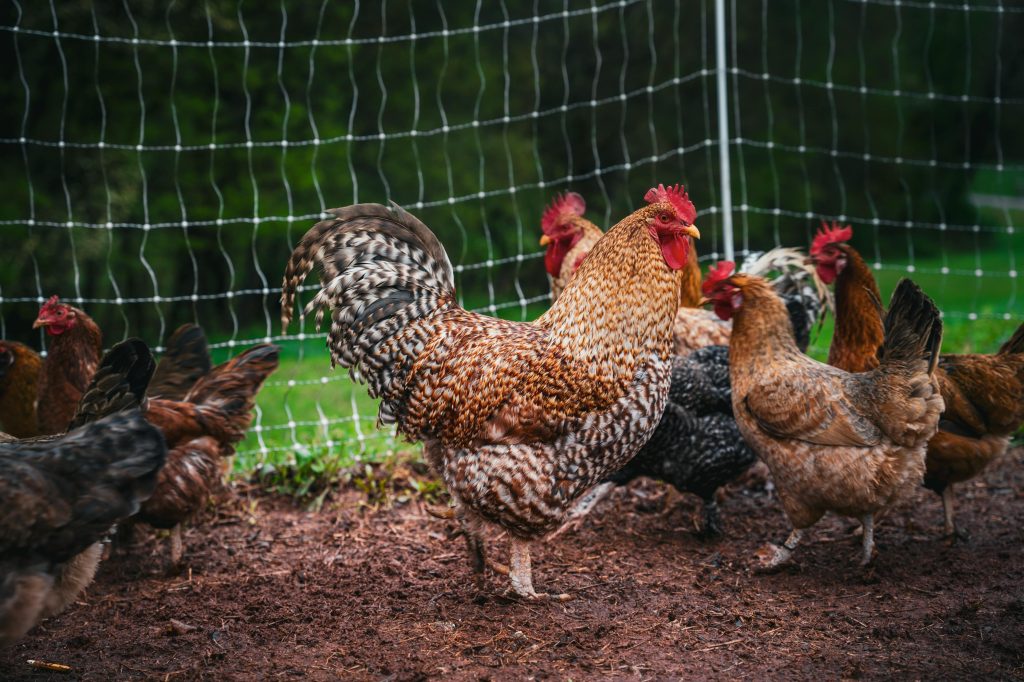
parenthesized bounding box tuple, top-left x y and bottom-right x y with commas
(542, 202, 828, 356)
(135, 344, 279, 568)
(709, 271, 943, 566)
(34, 300, 103, 436)
(282, 195, 695, 598)
(0, 341, 41, 439)
(548, 221, 603, 304)
(814, 234, 1024, 538)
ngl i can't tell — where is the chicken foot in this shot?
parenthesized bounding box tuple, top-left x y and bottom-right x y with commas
(548, 482, 615, 540)
(506, 537, 571, 602)
(941, 486, 969, 543)
(756, 528, 804, 570)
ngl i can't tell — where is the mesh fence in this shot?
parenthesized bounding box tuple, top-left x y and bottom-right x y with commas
(0, 0, 1020, 468)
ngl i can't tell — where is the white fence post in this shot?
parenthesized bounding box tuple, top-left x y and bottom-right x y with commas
(714, 0, 735, 262)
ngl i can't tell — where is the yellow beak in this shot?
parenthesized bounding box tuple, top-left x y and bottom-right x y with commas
(683, 225, 701, 240)
(697, 296, 711, 307)
(539, 234, 552, 246)
(31, 318, 47, 329)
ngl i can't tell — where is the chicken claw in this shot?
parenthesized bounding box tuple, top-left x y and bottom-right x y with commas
(755, 528, 803, 571)
(426, 505, 456, 520)
(507, 537, 571, 602)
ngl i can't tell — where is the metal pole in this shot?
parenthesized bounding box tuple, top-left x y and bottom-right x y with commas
(714, 0, 734, 262)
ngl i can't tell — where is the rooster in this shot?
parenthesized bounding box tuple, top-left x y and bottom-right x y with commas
(539, 196, 830, 354)
(0, 341, 42, 439)
(809, 222, 1024, 540)
(540, 200, 827, 539)
(703, 262, 944, 567)
(135, 343, 280, 570)
(282, 185, 700, 599)
(1, 339, 165, 645)
(539, 192, 605, 302)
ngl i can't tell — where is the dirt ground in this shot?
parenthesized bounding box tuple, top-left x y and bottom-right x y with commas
(3, 448, 1023, 681)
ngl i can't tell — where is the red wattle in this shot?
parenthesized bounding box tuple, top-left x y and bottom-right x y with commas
(544, 233, 583, 277)
(660, 233, 690, 270)
(544, 241, 569, 276)
(816, 264, 837, 285)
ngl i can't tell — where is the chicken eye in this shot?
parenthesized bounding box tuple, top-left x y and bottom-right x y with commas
(658, 212, 671, 224)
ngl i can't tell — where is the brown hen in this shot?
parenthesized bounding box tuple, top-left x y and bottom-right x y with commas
(810, 223, 1024, 539)
(282, 186, 699, 599)
(135, 344, 279, 570)
(704, 263, 943, 567)
(0, 341, 42, 439)
(33, 297, 103, 435)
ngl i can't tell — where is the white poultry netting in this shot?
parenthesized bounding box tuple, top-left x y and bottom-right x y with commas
(0, 0, 1020, 467)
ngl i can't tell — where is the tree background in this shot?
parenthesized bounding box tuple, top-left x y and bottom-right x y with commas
(0, 0, 1021, 346)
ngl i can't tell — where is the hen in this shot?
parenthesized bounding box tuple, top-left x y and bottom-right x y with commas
(0, 341, 42, 439)
(539, 196, 829, 354)
(135, 343, 280, 570)
(33, 296, 103, 435)
(809, 222, 1024, 540)
(282, 185, 700, 599)
(704, 262, 944, 567)
(1, 339, 165, 645)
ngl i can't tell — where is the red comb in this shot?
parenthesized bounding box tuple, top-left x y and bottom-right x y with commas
(811, 221, 853, 255)
(644, 184, 697, 225)
(701, 260, 736, 295)
(540, 192, 586, 235)
(39, 295, 61, 312)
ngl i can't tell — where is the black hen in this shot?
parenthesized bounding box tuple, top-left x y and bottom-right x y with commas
(0, 340, 166, 645)
(555, 345, 754, 538)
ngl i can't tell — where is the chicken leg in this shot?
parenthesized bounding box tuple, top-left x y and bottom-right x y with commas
(942, 486, 969, 543)
(167, 524, 184, 574)
(860, 514, 875, 565)
(507, 537, 570, 601)
(548, 482, 615, 540)
(698, 498, 723, 539)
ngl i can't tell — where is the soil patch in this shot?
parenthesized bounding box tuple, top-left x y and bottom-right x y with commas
(3, 449, 1023, 680)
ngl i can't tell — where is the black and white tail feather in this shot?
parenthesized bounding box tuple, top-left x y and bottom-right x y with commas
(741, 246, 834, 350)
(281, 203, 456, 424)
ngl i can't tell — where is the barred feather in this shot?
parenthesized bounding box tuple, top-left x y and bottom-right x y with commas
(282, 198, 686, 545)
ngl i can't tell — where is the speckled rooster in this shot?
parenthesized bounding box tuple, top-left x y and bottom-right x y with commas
(282, 185, 700, 599)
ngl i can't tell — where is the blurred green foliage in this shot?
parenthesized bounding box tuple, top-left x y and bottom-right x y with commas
(0, 0, 1020, 345)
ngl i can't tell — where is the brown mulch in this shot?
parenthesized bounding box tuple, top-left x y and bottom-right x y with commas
(2, 448, 1023, 681)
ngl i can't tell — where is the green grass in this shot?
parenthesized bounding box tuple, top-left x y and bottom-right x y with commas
(225, 238, 1022, 496)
